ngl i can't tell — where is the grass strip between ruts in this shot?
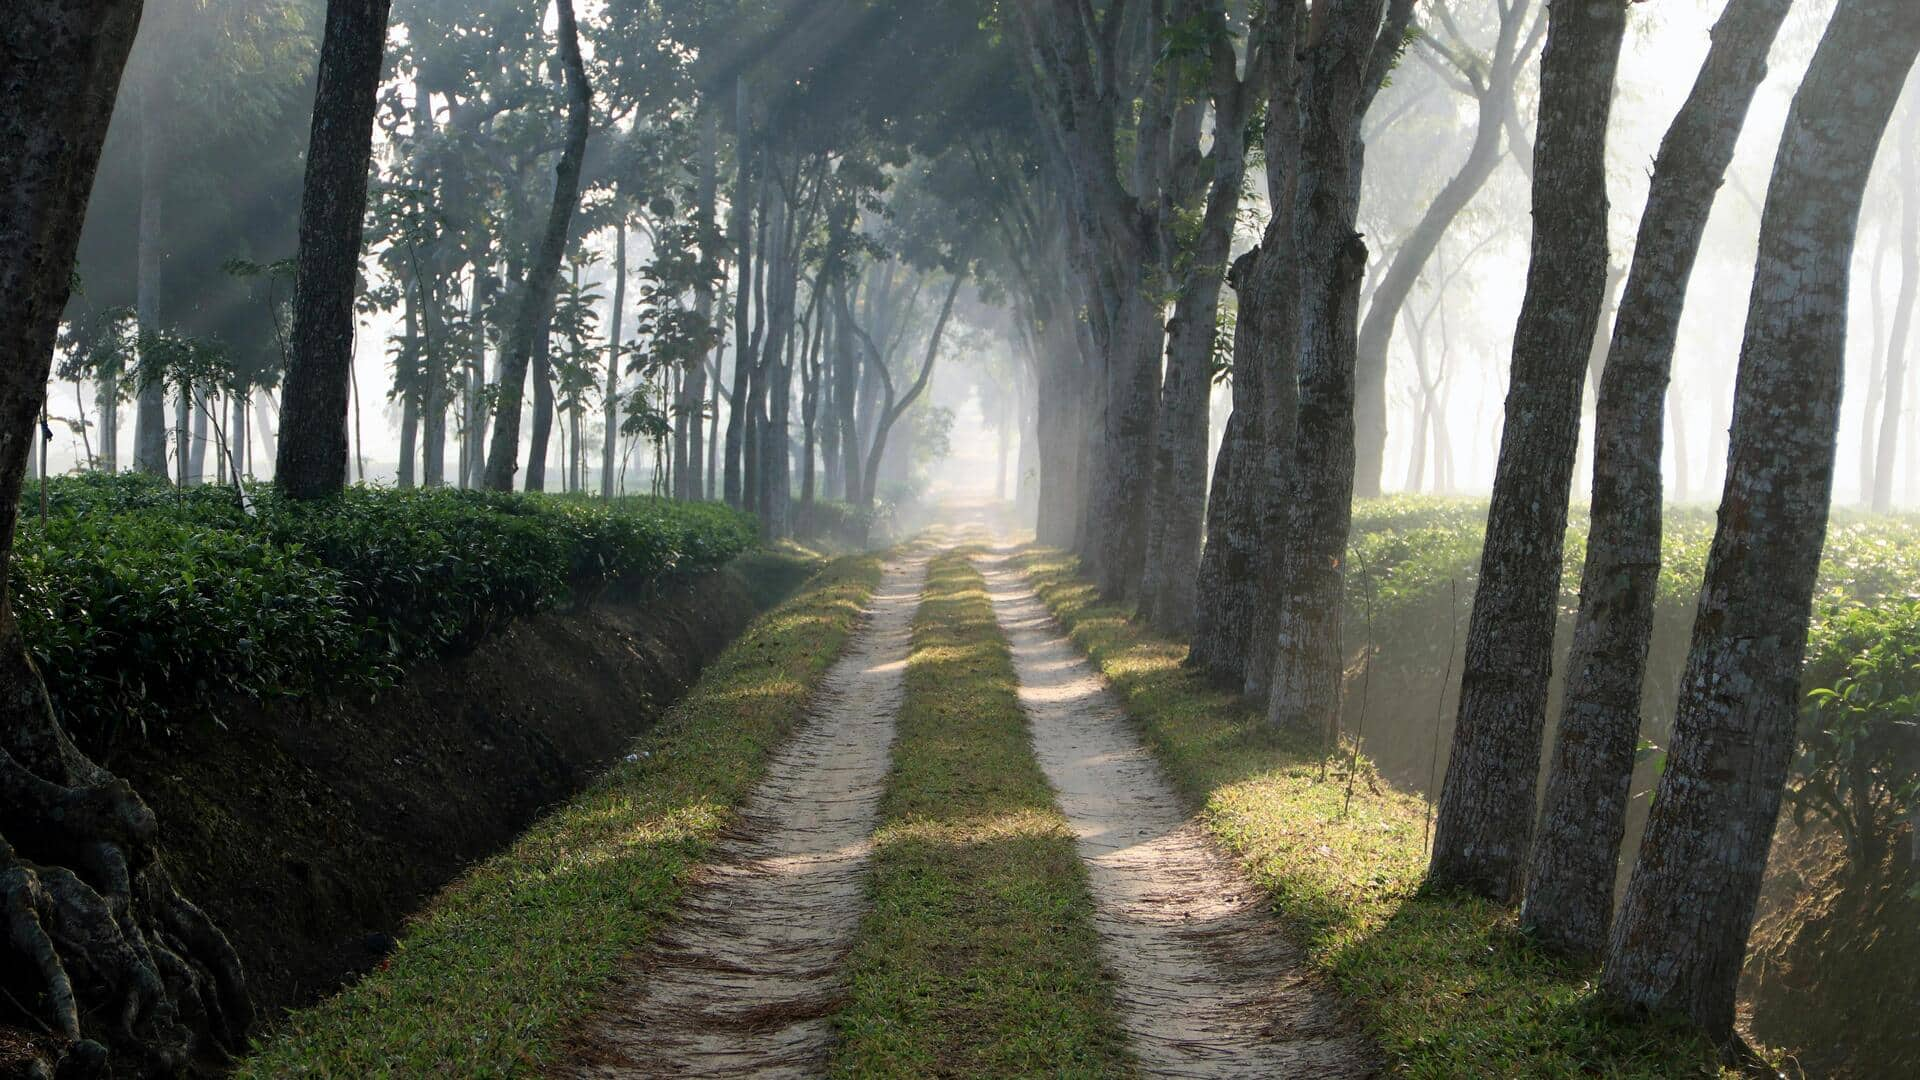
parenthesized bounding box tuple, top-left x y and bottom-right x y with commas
(1012, 547, 1735, 1080)
(236, 553, 881, 1077)
(830, 552, 1136, 1078)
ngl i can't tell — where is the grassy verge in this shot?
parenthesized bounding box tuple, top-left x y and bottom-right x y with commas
(237, 554, 883, 1077)
(830, 552, 1134, 1078)
(1012, 548, 1728, 1079)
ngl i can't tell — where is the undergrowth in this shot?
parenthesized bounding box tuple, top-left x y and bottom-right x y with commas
(233, 553, 879, 1077)
(12, 473, 757, 751)
(831, 552, 1133, 1078)
(1015, 547, 1732, 1079)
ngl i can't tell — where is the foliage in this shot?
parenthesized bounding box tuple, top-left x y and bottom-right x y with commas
(14, 474, 756, 752)
(234, 554, 877, 1077)
(1793, 602, 1920, 881)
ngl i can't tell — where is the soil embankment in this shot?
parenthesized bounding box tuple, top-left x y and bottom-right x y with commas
(116, 566, 765, 1028)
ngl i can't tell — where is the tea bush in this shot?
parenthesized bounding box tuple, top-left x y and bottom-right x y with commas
(13, 475, 758, 750)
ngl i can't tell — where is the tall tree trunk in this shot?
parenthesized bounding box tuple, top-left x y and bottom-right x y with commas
(277, 0, 392, 500)
(1523, 0, 1793, 960)
(863, 273, 964, 508)
(1195, 6, 1302, 693)
(1871, 100, 1917, 514)
(1263, 0, 1387, 733)
(133, 90, 168, 477)
(526, 317, 553, 491)
(465, 257, 491, 489)
(723, 124, 757, 508)
(482, 0, 589, 491)
(602, 224, 626, 499)
(1, 5, 255, 1076)
(1427, 0, 1627, 903)
(1604, 0, 1920, 1036)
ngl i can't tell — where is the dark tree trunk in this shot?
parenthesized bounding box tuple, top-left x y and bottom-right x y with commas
(1871, 100, 1917, 515)
(862, 273, 964, 509)
(2, 4, 254, 1076)
(482, 0, 589, 492)
(1603, 0, 1920, 1036)
(276, 0, 391, 500)
(525, 317, 554, 491)
(1523, 0, 1792, 959)
(1427, 0, 1627, 903)
(463, 253, 492, 490)
(1141, 17, 1257, 635)
(1263, 0, 1386, 733)
(133, 91, 168, 477)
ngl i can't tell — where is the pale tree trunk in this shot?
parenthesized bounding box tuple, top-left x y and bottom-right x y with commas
(1, 5, 255, 1076)
(1860, 229, 1893, 503)
(278, 0, 392, 499)
(603, 224, 626, 499)
(1604, 0, 1920, 1036)
(1523, 0, 1793, 959)
(1264, 0, 1390, 733)
(1354, 0, 1540, 497)
(682, 106, 720, 501)
(1871, 97, 1917, 514)
(1427, 0, 1627, 903)
(483, 0, 589, 491)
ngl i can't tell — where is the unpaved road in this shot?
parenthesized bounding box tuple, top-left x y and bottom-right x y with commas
(977, 553, 1374, 1078)
(559, 555, 927, 1079)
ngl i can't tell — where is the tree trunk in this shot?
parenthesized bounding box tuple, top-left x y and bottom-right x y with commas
(1, 4, 255, 1075)
(1523, 0, 1792, 959)
(1604, 0, 1920, 1036)
(277, 0, 392, 500)
(1427, 0, 1627, 903)
(864, 273, 964, 508)
(482, 0, 589, 492)
(133, 90, 169, 477)
(1263, 0, 1385, 734)
(602, 224, 626, 499)
(526, 317, 554, 491)
(1871, 100, 1917, 514)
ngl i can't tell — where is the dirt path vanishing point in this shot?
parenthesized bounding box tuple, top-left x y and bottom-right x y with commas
(560, 554, 928, 1079)
(976, 553, 1376, 1079)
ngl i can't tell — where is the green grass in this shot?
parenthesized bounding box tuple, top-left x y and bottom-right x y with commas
(236, 554, 884, 1077)
(830, 552, 1135, 1079)
(1013, 547, 1731, 1079)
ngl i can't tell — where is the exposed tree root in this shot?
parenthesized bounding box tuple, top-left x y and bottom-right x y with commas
(1, 639, 250, 1079)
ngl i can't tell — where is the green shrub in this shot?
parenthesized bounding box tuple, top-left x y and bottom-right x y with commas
(12, 477, 758, 751)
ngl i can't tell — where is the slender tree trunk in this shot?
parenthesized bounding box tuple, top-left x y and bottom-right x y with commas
(1860, 229, 1894, 503)
(482, 0, 589, 491)
(601, 224, 626, 499)
(1604, 0, 1920, 1035)
(465, 257, 491, 489)
(1871, 102, 1917, 514)
(133, 90, 168, 476)
(277, 0, 393, 500)
(526, 317, 553, 491)
(1523, 0, 1793, 959)
(1427, 0, 1627, 903)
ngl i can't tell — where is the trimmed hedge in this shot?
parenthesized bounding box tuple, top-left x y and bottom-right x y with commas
(12, 474, 757, 748)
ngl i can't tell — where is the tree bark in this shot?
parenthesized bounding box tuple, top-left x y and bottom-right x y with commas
(1523, 0, 1792, 959)
(1427, 0, 1626, 903)
(525, 316, 554, 491)
(276, 0, 392, 500)
(133, 90, 169, 477)
(1604, 0, 1920, 1036)
(1263, 0, 1387, 733)
(1141, 6, 1258, 635)
(482, 0, 590, 492)
(2, 4, 255, 1075)
(603, 224, 627, 499)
